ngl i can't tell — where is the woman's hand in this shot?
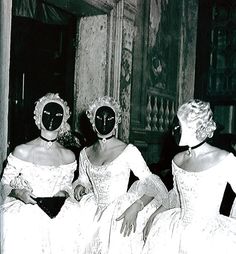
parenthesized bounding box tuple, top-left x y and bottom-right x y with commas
(54, 190, 69, 198)
(74, 184, 86, 201)
(143, 212, 156, 242)
(143, 205, 166, 242)
(116, 201, 142, 237)
(10, 188, 37, 205)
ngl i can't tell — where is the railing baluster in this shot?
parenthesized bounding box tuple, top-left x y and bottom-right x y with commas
(152, 96, 158, 131)
(158, 98, 164, 132)
(164, 99, 170, 130)
(145, 95, 152, 130)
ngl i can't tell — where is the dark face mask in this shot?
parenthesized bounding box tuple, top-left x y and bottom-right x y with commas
(42, 102, 64, 131)
(171, 115, 181, 146)
(95, 106, 115, 135)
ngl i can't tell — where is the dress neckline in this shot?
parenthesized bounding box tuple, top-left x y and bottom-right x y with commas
(8, 153, 77, 168)
(172, 152, 233, 174)
(83, 144, 131, 168)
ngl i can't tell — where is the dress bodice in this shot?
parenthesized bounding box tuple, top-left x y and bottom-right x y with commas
(1, 153, 77, 197)
(172, 153, 236, 223)
(77, 144, 167, 210)
(80, 145, 133, 207)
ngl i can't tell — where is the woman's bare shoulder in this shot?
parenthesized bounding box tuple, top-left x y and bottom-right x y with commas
(59, 146, 76, 164)
(173, 151, 186, 165)
(114, 139, 127, 149)
(12, 141, 36, 160)
(173, 145, 230, 167)
(206, 145, 229, 161)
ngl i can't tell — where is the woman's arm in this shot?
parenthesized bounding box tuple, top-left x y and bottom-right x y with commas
(116, 194, 153, 236)
(73, 150, 93, 201)
(9, 188, 37, 204)
(116, 145, 169, 236)
(53, 149, 77, 198)
(1, 157, 37, 204)
(142, 205, 167, 242)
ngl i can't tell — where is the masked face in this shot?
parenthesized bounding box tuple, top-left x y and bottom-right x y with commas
(95, 106, 116, 135)
(42, 102, 64, 131)
(177, 116, 198, 147)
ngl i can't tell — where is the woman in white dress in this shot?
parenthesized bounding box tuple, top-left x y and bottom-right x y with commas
(73, 96, 169, 254)
(0, 93, 80, 254)
(142, 99, 236, 254)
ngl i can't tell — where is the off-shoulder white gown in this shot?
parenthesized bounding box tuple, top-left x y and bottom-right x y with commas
(73, 144, 169, 254)
(0, 153, 80, 254)
(142, 153, 236, 254)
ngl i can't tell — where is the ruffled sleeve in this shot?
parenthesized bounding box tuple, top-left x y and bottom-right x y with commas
(72, 148, 93, 193)
(126, 145, 169, 208)
(0, 154, 23, 201)
(57, 161, 77, 197)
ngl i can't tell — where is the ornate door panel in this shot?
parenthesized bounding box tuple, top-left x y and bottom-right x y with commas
(130, 0, 181, 165)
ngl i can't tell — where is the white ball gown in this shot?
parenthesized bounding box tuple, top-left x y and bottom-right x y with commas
(142, 153, 236, 254)
(0, 153, 81, 254)
(230, 195, 236, 218)
(73, 144, 169, 254)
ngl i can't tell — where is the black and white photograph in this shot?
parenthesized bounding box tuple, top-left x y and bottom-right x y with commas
(0, 0, 236, 253)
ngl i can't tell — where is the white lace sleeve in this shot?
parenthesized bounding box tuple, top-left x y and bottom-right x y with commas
(57, 162, 77, 197)
(72, 150, 92, 193)
(127, 145, 169, 208)
(1, 155, 22, 201)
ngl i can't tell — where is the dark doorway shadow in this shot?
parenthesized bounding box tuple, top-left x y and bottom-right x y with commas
(8, 15, 76, 152)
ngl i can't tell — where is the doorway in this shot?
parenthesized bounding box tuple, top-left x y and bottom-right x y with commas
(8, 15, 76, 151)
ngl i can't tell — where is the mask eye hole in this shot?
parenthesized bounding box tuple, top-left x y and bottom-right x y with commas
(43, 111, 50, 115)
(96, 116, 102, 120)
(108, 116, 114, 121)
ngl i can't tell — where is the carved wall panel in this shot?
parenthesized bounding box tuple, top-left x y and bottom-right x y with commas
(74, 15, 107, 131)
(119, 16, 136, 143)
(73, 0, 138, 142)
(130, 0, 198, 164)
(130, 0, 181, 164)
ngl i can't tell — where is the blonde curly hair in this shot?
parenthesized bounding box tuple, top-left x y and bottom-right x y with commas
(33, 93, 71, 135)
(177, 99, 216, 141)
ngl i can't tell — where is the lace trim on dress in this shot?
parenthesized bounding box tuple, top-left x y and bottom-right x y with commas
(74, 150, 93, 191)
(10, 173, 33, 192)
(128, 174, 169, 208)
(1, 154, 77, 202)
